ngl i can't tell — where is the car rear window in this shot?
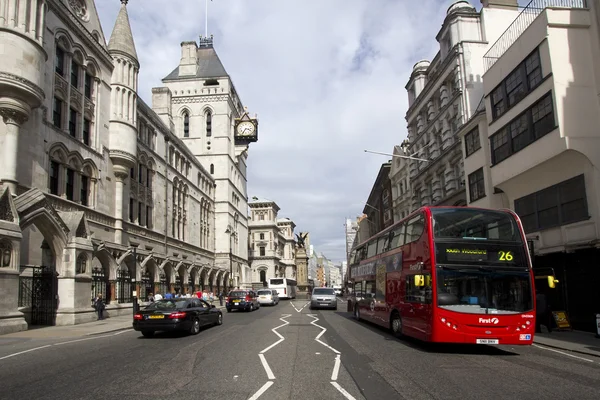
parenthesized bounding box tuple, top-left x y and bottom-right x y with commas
(257, 290, 271, 295)
(229, 291, 247, 297)
(313, 288, 335, 295)
(146, 300, 188, 309)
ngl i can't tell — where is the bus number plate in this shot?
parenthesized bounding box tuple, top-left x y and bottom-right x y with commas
(476, 339, 499, 345)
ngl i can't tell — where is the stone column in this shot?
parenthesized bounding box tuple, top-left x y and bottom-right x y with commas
(0, 108, 29, 194)
(295, 246, 310, 299)
(113, 169, 128, 244)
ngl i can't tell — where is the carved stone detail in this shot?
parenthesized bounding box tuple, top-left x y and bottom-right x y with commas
(0, 189, 15, 222)
(172, 95, 228, 104)
(68, 0, 90, 22)
(0, 71, 45, 100)
(0, 108, 28, 125)
(84, 98, 95, 116)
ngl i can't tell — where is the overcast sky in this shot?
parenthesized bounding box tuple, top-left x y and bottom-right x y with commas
(95, 0, 478, 263)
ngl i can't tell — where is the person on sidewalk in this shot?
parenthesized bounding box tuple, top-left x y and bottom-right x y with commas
(219, 291, 224, 306)
(536, 290, 552, 333)
(94, 294, 106, 321)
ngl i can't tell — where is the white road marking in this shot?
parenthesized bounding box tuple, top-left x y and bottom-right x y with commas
(315, 352, 321, 355)
(248, 381, 274, 400)
(532, 344, 595, 363)
(308, 314, 340, 354)
(258, 354, 275, 380)
(331, 382, 357, 400)
(249, 314, 292, 399)
(290, 301, 310, 313)
(0, 329, 133, 362)
(0, 345, 52, 361)
(331, 354, 341, 381)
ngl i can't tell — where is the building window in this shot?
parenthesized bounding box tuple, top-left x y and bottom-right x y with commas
(129, 198, 135, 223)
(146, 205, 153, 229)
(259, 270, 266, 283)
(183, 112, 190, 137)
(259, 247, 266, 256)
(76, 254, 87, 274)
(490, 49, 543, 120)
(490, 92, 555, 165)
(0, 240, 12, 268)
(468, 168, 485, 202)
(84, 73, 93, 99)
(210, 164, 214, 174)
(66, 168, 75, 201)
(81, 175, 89, 206)
(464, 127, 481, 157)
(53, 97, 63, 129)
(206, 111, 212, 137)
(83, 118, 91, 145)
(259, 233, 265, 240)
(69, 108, 78, 137)
(55, 46, 65, 76)
(49, 161, 59, 195)
(70, 59, 79, 88)
(514, 174, 588, 233)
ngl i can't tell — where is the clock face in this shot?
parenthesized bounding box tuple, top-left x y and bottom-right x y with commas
(237, 121, 255, 136)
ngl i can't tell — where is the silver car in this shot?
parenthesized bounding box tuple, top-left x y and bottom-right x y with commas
(310, 288, 338, 310)
(257, 289, 279, 306)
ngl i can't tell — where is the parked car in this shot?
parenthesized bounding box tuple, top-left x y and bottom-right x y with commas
(257, 289, 279, 306)
(133, 298, 222, 337)
(226, 290, 260, 312)
(310, 287, 338, 310)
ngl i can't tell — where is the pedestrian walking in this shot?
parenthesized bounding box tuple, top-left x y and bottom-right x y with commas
(219, 291, 224, 306)
(93, 293, 106, 320)
(536, 290, 553, 333)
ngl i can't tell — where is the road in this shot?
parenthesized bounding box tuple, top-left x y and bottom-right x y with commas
(1, 299, 599, 399)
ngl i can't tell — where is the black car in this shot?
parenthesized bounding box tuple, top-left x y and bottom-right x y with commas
(133, 298, 222, 337)
(226, 290, 260, 312)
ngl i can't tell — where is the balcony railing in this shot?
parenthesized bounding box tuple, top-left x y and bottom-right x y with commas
(483, 0, 588, 71)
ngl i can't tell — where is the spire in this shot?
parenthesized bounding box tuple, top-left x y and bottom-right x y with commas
(108, 0, 138, 62)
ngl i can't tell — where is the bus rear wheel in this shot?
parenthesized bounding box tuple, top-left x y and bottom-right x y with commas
(354, 306, 360, 321)
(390, 311, 403, 338)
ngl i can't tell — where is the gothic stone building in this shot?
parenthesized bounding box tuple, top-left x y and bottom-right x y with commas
(0, 0, 256, 334)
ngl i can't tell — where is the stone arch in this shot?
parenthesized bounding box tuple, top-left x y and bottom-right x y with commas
(76, 252, 88, 274)
(82, 160, 98, 179)
(199, 267, 208, 289)
(92, 246, 117, 280)
(54, 29, 73, 53)
(84, 57, 101, 79)
(191, 266, 200, 288)
(208, 269, 217, 290)
(72, 47, 86, 65)
(67, 152, 84, 171)
(49, 143, 68, 164)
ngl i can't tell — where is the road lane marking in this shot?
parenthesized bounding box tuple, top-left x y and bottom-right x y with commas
(308, 314, 340, 354)
(331, 354, 341, 381)
(0, 329, 133, 363)
(248, 381, 274, 400)
(249, 314, 292, 399)
(331, 382, 357, 400)
(0, 345, 52, 361)
(290, 301, 310, 313)
(258, 354, 275, 379)
(532, 344, 595, 363)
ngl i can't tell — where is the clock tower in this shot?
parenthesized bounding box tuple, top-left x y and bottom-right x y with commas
(155, 35, 259, 288)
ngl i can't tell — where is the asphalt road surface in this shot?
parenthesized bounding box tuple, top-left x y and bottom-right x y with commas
(1, 299, 599, 399)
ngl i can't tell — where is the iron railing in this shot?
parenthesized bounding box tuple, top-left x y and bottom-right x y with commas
(484, 0, 588, 71)
(91, 267, 110, 304)
(116, 268, 132, 303)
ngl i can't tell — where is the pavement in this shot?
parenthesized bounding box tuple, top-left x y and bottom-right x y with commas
(0, 299, 599, 399)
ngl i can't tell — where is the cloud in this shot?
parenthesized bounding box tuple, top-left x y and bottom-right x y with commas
(96, 0, 459, 263)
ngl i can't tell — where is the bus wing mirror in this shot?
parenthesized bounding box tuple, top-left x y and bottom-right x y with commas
(414, 275, 425, 287)
(547, 276, 558, 288)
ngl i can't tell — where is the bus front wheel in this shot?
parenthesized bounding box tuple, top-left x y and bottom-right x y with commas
(390, 311, 403, 338)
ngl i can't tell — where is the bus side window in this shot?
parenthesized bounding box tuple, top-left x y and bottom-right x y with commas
(390, 224, 406, 250)
(367, 240, 377, 258)
(406, 215, 425, 244)
(354, 281, 363, 298)
(377, 236, 387, 254)
(364, 281, 376, 298)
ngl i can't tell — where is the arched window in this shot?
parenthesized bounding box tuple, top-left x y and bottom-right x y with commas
(210, 164, 214, 174)
(260, 270, 266, 284)
(0, 240, 12, 268)
(183, 112, 190, 137)
(76, 253, 87, 274)
(205, 111, 212, 137)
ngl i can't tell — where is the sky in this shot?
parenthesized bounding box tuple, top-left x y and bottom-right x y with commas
(95, 0, 476, 263)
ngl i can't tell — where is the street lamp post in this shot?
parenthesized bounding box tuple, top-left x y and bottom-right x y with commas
(131, 243, 139, 316)
(225, 226, 234, 291)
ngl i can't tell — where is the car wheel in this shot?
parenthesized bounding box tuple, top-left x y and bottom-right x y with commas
(216, 313, 223, 326)
(354, 306, 361, 321)
(141, 330, 154, 338)
(390, 311, 403, 338)
(249, 303, 254, 312)
(190, 318, 200, 335)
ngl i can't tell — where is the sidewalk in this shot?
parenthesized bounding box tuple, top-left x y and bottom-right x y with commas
(534, 329, 600, 358)
(2, 304, 227, 339)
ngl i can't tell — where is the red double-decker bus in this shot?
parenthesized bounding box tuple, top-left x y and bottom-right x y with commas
(348, 206, 536, 345)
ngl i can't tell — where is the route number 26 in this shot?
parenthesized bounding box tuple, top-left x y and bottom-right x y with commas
(498, 251, 514, 261)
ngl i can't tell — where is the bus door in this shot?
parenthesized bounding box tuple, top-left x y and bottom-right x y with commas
(359, 279, 376, 319)
(405, 273, 433, 339)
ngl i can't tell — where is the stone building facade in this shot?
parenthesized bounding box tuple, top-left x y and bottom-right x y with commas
(0, 0, 254, 334)
(247, 198, 297, 286)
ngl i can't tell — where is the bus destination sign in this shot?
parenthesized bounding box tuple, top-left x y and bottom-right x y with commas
(445, 248, 516, 263)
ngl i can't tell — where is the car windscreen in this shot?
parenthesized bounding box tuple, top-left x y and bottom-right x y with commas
(270, 279, 284, 285)
(229, 291, 247, 297)
(145, 300, 187, 310)
(313, 288, 335, 295)
(257, 290, 271, 295)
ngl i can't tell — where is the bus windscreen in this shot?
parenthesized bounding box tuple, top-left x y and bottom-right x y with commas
(431, 208, 522, 242)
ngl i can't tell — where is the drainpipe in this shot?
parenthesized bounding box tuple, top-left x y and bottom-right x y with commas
(457, 43, 470, 123)
(164, 136, 170, 256)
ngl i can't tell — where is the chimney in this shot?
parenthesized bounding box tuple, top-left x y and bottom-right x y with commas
(179, 41, 199, 77)
(151, 87, 174, 131)
(481, 0, 519, 9)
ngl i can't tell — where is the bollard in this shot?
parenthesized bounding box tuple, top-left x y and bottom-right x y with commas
(596, 313, 600, 338)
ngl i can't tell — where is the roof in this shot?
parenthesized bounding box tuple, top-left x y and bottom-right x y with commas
(107, 2, 138, 61)
(163, 39, 228, 81)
